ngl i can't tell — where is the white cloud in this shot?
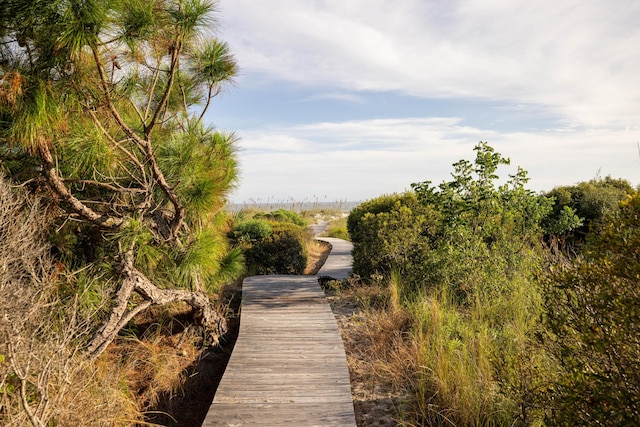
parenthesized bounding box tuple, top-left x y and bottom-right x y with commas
(210, 2, 640, 202)
(304, 92, 366, 103)
(229, 117, 640, 202)
(218, 0, 640, 128)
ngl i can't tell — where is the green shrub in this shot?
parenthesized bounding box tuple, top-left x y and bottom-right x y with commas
(347, 192, 437, 287)
(544, 192, 640, 425)
(412, 142, 552, 303)
(254, 208, 307, 226)
(231, 219, 272, 244)
(230, 211, 311, 275)
(543, 176, 634, 250)
(243, 222, 309, 275)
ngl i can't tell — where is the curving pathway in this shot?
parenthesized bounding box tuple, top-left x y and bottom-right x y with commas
(202, 228, 356, 426)
(316, 237, 353, 281)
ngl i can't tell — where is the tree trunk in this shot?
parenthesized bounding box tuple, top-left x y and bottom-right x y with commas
(86, 252, 227, 360)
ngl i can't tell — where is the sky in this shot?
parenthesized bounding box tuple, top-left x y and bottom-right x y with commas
(205, 0, 640, 203)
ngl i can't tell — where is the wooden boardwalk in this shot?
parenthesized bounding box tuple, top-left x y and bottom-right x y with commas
(202, 238, 356, 426)
(316, 237, 353, 281)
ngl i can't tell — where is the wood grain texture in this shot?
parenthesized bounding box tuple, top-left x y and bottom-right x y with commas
(202, 238, 356, 426)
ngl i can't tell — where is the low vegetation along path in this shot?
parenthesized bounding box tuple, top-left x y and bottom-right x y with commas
(202, 231, 357, 426)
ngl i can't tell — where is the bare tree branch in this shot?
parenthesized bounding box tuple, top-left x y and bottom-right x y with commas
(86, 250, 226, 360)
(64, 179, 147, 194)
(197, 83, 220, 125)
(128, 96, 147, 128)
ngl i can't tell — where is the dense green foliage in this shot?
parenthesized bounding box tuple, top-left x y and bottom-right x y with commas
(543, 176, 635, 249)
(243, 223, 309, 275)
(232, 219, 273, 244)
(545, 193, 640, 425)
(347, 142, 640, 426)
(254, 208, 308, 227)
(347, 192, 436, 286)
(231, 209, 310, 275)
(411, 143, 553, 300)
(349, 142, 554, 296)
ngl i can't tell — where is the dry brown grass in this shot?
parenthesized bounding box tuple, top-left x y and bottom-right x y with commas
(305, 239, 331, 274)
(104, 327, 200, 411)
(326, 280, 416, 426)
(138, 281, 243, 426)
(0, 176, 142, 426)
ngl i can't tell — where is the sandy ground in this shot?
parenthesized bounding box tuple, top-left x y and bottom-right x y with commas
(325, 286, 410, 427)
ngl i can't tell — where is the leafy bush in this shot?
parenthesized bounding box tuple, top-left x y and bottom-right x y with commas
(411, 142, 553, 303)
(230, 208, 314, 275)
(231, 219, 273, 243)
(240, 222, 310, 275)
(544, 192, 640, 425)
(347, 192, 437, 288)
(543, 176, 634, 250)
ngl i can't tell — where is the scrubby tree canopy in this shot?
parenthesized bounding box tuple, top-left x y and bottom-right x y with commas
(0, 0, 242, 358)
(543, 176, 635, 249)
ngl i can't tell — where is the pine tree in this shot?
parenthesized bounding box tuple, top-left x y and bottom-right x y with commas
(0, 0, 243, 358)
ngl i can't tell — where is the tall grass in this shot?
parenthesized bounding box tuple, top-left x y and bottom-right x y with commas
(410, 287, 514, 426)
(391, 262, 552, 427)
(323, 216, 350, 240)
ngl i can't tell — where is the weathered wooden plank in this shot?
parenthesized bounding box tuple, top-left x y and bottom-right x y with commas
(202, 241, 356, 426)
(203, 402, 355, 426)
(217, 376, 352, 384)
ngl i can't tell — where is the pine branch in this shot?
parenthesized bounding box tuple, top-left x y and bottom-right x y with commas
(38, 143, 123, 229)
(90, 43, 185, 238)
(144, 40, 182, 138)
